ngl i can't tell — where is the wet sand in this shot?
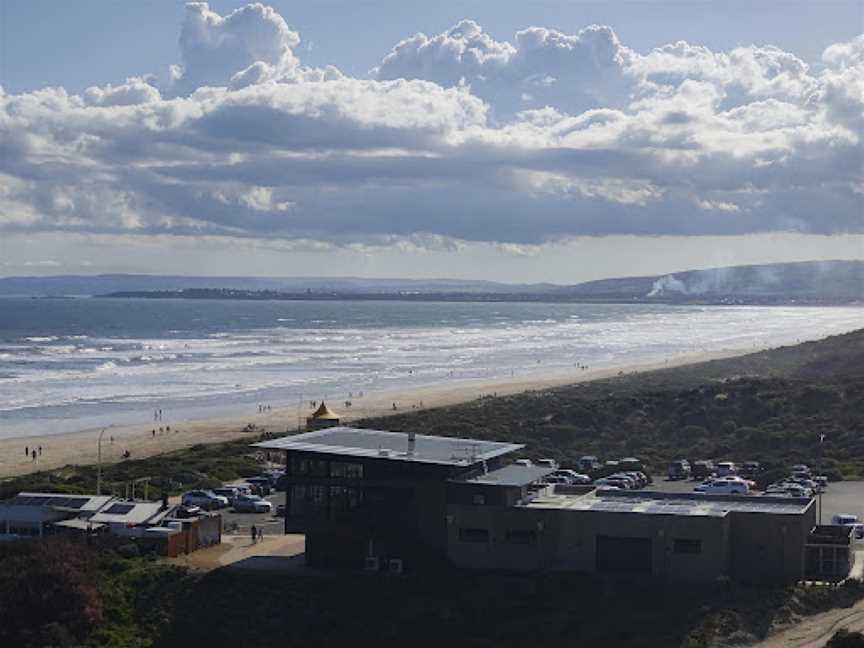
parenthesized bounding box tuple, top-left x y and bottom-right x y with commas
(0, 349, 746, 479)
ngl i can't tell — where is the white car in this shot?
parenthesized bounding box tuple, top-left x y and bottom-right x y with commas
(182, 490, 229, 510)
(552, 470, 591, 484)
(694, 480, 748, 495)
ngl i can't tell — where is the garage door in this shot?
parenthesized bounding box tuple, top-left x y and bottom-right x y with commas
(596, 535, 653, 574)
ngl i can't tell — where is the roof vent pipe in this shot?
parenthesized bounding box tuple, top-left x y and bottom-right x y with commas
(407, 430, 416, 456)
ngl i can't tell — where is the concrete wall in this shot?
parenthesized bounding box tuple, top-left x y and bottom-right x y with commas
(728, 501, 815, 584)
(447, 505, 731, 582)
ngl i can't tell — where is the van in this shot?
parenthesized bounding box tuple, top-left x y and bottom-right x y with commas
(668, 460, 691, 480)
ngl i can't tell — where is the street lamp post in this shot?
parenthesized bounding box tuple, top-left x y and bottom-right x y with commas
(96, 427, 107, 496)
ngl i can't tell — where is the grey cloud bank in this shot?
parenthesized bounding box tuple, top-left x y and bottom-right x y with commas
(0, 2, 862, 253)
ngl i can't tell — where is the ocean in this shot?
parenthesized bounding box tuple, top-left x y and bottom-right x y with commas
(1, 298, 863, 440)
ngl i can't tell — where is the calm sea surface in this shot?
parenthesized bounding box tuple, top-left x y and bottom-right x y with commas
(1, 298, 863, 439)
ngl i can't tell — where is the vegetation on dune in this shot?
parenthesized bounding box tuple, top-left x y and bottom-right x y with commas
(360, 329, 864, 479)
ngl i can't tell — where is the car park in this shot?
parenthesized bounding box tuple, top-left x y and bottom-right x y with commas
(182, 490, 229, 510)
(233, 495, 274, 514)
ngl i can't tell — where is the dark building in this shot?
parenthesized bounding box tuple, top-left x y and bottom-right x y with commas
(256, 427, 820, 583)
(254, 426, 525, 568)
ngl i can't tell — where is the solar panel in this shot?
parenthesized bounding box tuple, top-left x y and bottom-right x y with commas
(104, 503, 135, 515)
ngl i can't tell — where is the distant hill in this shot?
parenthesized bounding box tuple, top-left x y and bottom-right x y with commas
(2, 260, 862, 304)
(0, 274, 556, 297)
(557, 260, 864, 304)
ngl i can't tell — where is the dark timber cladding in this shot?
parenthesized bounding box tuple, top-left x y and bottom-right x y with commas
(254, 427, 523, 568)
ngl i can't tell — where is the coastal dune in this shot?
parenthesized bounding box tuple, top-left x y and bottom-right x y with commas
(0, 350, 740, 480)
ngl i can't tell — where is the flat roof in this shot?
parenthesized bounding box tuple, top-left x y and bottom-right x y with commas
(524, 490, 812, 517)
(53, 518, 105, 531)
(1, 492, 113, 513)
(452, 464, 556, 487)
(253, 426, 523, 466)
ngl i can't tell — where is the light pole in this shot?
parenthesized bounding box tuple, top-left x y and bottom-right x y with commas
(96, 427, 107, 496)
(818, 433, 825, 525)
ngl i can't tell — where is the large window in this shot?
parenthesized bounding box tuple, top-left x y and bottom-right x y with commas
(309, 460, 329, 477)
(330, 462, 364, 479)
(290, 457, 309, 475)
(673, 538, 702, 554)
(289, 485, 307, 516)
(458, 528, 490, 543)
(329, 486, 364, 511)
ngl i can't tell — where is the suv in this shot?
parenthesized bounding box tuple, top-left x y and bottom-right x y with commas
(715, 462, 737, 477)
(668, 460, 691, 481)
(182, 490, 228, 510)
(212, 487, 240, 506)
(233, 495, 274, 514)
(577, 456, 600, 473)
(692, 460, 715, 480)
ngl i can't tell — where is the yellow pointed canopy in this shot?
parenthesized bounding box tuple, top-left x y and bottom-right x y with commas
(310, 402, 340, 420)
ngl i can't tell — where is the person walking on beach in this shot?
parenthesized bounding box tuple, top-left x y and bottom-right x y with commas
(250, 524, 257, 545)
(38, 446, 42, 457)
(31, 449, 36, 462)
(257, 527, 264, 542)
(25, 446, 28, 458)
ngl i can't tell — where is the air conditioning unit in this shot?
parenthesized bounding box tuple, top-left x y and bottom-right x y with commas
(388, 558, 404, 574)
(363, 556, 380, 572)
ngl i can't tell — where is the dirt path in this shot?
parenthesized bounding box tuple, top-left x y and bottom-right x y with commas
(750, 600, 864, 648)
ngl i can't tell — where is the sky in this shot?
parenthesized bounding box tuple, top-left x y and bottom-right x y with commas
(0, 1, 862, 283)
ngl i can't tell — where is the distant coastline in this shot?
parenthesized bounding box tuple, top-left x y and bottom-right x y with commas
(95, 287, 861, 307)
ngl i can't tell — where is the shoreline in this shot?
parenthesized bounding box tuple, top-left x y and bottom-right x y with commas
(0, 346, 754, 480)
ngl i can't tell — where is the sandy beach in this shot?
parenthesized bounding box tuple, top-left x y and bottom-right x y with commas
(0, 348, 752, 480)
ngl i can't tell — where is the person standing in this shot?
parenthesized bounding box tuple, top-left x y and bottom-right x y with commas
(25, 446, 28, 458)
(250, 524, 257, 545)
(257, 526, 264, 542)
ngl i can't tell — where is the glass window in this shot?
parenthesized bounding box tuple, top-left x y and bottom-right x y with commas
(290, 456, 309, 475)
(290, 486, 307, 516)
(309, 485, 328, 508)
(310, 460, 329, 477)
(458, 528, 489, 543)
(330, 462, 364, 479)
(673, 538, 702, 554)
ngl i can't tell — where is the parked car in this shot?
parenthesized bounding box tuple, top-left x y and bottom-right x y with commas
(715, 462, 737, 477)
(577, 456, 601, 473)
(668, 460, 691, 481)
(791, 464, 812, 477)
(513, 458, 533, 467)
(740, 461, 761, 478)
(245, 477, 272, 496)
(619, 457, 644, 472)
(233, 495, 274, 514)
(535, 458, 558, 469)
(694, 479, 748, 495)
(182, 490, 228, 510)
(691, 460, 715, 480)
(545, 475, 572, 486)
(174, 504, 202, 519)
(212, 487, 240, 506)
(552, 470, 591, 484)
